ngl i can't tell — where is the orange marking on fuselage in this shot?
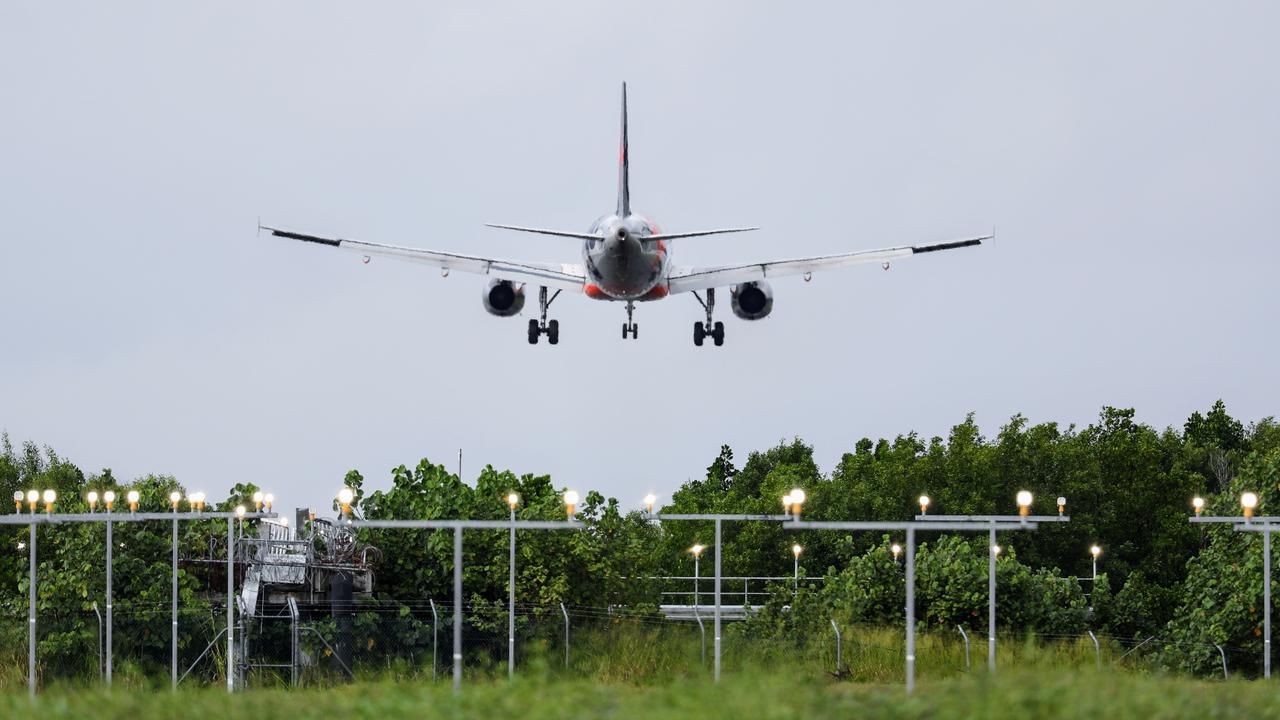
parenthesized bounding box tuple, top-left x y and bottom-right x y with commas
(584, 284, 608, 299)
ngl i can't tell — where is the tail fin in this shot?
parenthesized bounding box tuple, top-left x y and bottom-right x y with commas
(616, 82, 630, 217)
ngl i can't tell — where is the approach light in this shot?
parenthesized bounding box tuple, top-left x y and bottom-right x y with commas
(13, 490, 23, 513)
(1057, 496, 1067, 516)
(790, 489, 806, 518)
(564, 490, 580, 518)
(42, 489, 56, 513)
(992, 545, 1002, 556)
(643, 494, 657, 515)
(1192, 496, 1205, 516)
(1090, 545, 1102, 558)
(26, 490, 38, 513)
(918, 495, 930, 515)
(103, 490, 116, 511)
(127, 490, 140, 513)
(263, 493, 274, 511)
(792, 544, 803, 557)
(507, 492, 520, 510)
(337, 487, 355, 516)
(891, 543, 902, 561)
(690, 544, 705, 558)
(169, 491, 182, 510)
(235, 505, 246, 519)
(782, 493, 794, 514)
(86, 490, 99, 512)
(1242, 492, 1259, 519)
(252, 491, 264, 511)
(1016, 490, 1034, 517)
(190, 491, 206, 512)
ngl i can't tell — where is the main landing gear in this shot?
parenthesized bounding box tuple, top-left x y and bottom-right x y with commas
(621, 301, 638, 339)
(528, 286, 561, 345)
(692, 289, 725, 347)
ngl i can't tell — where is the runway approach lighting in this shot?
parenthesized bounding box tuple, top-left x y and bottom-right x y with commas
(1016, 490, 1034, 517)
(1091, 544, 1102, 558)
(252, 491, 264, 511)
(169, 491, 181, 510)
(782, 493, 793, 515)
(13, 491, 23, 513)
(1242, 491, 1259, 519)
(235, 505, 246, 520)
(992, 544, 1002, 556)
(127, 490, 140, 513)
(564, 490, 580, 518)
(1057, 496, 1067, 516)
(1192, 496, 1205, 516)
(690, 543, 705, 558)
(26, 490, 38, 513)
(338, 487, 355, 517)
(42, 489, 56, 513)
(644, 494, 657, 514)
(918, 495, 930, 516)
(793, 543, 803, 557)
(790, 489, 806, 519)
(103, 490, 116, 512)
(507, 492, 520, 510)
(264, 493, 274, 511)
(891, 543, 902, 562)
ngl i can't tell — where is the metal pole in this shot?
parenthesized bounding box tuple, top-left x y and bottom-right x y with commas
(560, 602, 570, 668)
(1092, 556, 1097, 581)
(905, 526, 915, 694)
(226, 517, 233, 693)
(28, 520, 36, 698)
(1215, 643, 1228, 680)
(957, 625, 970, 672)
(988, 526, 996, 672)
(714, 518, 721, 683)
(694, 555, 699, 609)
(106, 515, 113, 686)
(1088, 630, 1101, 669)
(694, 609, 705, 666)
(171, 513, 178, 690)
(1266, 527, 1272, 678)
(794, 554, 798, 594)
(452, 525, 462, 693)
(429, 598, 438, 681)
(508, 506, 515, 680)
(831, 619, 842, 675)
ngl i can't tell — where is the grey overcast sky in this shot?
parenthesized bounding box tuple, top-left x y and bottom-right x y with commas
(2, 2, 1277, 515)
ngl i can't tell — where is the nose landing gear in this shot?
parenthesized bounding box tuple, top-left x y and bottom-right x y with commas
(527, 286, 561, 345)
(622, 301, 638, 339)
(692, 289, 725, 347)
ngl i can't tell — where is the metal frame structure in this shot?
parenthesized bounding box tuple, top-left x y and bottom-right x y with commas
(349, 517, 582, 692)
(784, 519, 1042, 693)
(1191, 514, 1280, 677)
(1, 509, 277, 696)
(914, 513, 1070, 671)
(641, 512, 792, 682)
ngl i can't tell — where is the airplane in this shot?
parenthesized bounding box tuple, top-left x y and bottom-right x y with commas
(263, 83, 988, 347)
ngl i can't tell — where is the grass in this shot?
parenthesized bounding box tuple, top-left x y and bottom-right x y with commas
(1, 624, 1271, 718)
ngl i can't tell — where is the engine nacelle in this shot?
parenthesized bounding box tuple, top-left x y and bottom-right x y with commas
(482, 279, 525, 317)
(731, 281, 773, 320)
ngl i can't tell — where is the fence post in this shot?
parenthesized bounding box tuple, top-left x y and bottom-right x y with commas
(957, 626, 970, 672)
(1214, 643, 1228, 680)
(694, 608, 705, 666)
(429, 598, 438, 681)
(1088, 630, 1101, 669)
(560, 602, 570, 668)
(28, 520, 36, 698)
(831, 619, 842, 675)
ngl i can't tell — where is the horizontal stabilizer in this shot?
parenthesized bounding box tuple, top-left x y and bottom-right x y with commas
(485, 223, 601, 240)
(646, 227, 758, 241)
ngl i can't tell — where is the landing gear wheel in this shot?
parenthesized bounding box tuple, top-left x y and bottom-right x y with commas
(528, 319, 540, 345)
(547, 319, 560, 345)
(712, 321, 725, 347)
(693, 322, 705, 347)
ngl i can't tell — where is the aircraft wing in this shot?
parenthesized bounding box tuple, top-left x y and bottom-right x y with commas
(264, 226, 586, 291)
(665, 234, 988, 294)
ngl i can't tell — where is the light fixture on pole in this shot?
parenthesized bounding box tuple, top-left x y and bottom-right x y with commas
(13, 491, 23, 513)
(26, 490, 38, 513)
(891, 543, 902, 563)
(1192, 496, 1205, 516)
(252, 491, 264, 511)
(87, 491, 99, 512)
(42, 490, 56, 514)
(337, 487, 355, 518)
(792, 544, 802, 592)
(103, 490, 116, 512)
(1090, 544, 1102, 580)
(263, 493, 274, 512)
(643, 493, 657, 515)
(1016, 490, 1033, 517)
(992, 544, 1001, 557)
(563, 490, 579, 519)
(781, 493, 793, 516)
(1057, 496, 1066, 516)
(127, 490, 140, 513)
(918, 495, 930, 516)
(1242, 492, 1259, 519)
(690, 543, 705, 608)
(789, 489, 806, 519)
(235, 505, 246, 519)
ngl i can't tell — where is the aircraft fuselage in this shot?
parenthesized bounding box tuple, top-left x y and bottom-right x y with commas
(582, 213, 670, 301)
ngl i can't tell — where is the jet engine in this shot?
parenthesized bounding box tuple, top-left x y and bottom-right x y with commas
(482, 279, 525, 317)
(730, 281, 773, 320)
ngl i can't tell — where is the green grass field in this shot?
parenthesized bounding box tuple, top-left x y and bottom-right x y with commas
(1, 626, 1273, 719)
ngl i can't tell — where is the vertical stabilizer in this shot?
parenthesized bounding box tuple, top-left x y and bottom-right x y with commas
(617, 82, 630, 217)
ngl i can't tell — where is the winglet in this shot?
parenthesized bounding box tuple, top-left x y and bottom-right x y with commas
(617, 82, 630, 217)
